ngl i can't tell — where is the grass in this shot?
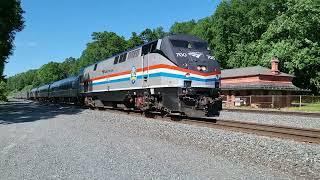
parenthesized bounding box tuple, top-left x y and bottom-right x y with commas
(288, 103, 320, 112)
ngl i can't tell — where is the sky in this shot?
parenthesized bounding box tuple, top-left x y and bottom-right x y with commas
(5, 0, 221, 77)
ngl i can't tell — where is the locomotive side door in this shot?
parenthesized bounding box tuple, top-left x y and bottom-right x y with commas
(142, 43, 156, 88)
(81, 73, 90, 93)
(142, 54, 149, 88)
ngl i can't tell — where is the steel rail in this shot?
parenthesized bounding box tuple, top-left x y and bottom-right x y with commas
(178, 118, 320, 144)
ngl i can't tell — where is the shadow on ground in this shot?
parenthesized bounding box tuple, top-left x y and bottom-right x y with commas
(0, 99, 84, 125)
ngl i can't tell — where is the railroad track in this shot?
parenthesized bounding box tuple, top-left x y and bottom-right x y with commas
(223, 108, 320, 118)
(179, 118, 320, 144)
(100, 107, 320, 144)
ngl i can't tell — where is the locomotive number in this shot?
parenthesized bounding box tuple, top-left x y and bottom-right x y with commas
(176, 53, 187, 57)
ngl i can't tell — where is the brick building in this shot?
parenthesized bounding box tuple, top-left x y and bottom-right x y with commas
(221, 57, 302, 107)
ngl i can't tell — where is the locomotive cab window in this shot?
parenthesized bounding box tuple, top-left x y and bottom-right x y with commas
(170, 40, 190, 48)
(142, 41, 158, 55)
(113, 56, 119, 64)
(93, 64, 98, 71)
(193, 42, 207, 50)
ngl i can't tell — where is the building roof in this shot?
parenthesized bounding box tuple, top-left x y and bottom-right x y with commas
(221, 66, 293, 78)
(221, 82, 305, 91)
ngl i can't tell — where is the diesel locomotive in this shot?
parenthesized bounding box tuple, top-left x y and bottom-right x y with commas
(21, 34, 222, 117)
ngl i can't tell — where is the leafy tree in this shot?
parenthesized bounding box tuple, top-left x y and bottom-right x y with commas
(228, 0, 320, 93)
(139, 27, 167, 43)
(190, 18, 212, 40)
(126, 32, 144, 49)
(170, 20, 197, 34)
(0, 0, 24, 99)
(0, 0, 24, 76)
(208, 0, 287, 68)
(77, 31, 127, 69)
(59, 57, 78, 77)
(0, 79, 8, 101)
(7, 69, 40, 91)
(37, 62, 63, 85)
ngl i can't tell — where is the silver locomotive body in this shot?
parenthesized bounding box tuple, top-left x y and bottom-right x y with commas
(81, 34, 222, 117)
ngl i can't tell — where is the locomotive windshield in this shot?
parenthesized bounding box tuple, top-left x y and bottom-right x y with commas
(160, 34, 220, 73)
(170, 40, 208, 50)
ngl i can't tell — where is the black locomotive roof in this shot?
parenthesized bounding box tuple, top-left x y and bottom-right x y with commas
(163, 34, 205, 42)
(160, 34, 211, 66)
(82, 34, 211, 69)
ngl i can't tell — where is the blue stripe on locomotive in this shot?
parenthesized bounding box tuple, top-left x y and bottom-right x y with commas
(92, 72, 218, 86)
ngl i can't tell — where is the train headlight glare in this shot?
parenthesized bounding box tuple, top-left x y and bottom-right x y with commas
(197, 66, 201, 71)
(201, 66, 207, 71)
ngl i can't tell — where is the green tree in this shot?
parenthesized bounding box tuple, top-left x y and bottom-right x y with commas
(37, 62, 63, 85)
(126, 32, 144, 49)
(78, 31, 127, 69)
(7, 69, 40, 92)
(190, 18, 212, 40)
(0, 79, 8, 101)
(0, 0, 24, 76)
(59, 57, 78, 77)
(170, 20, 197, 34)
(208, 0, 287, 68)
(228, 0, 320, 93)
(139, 27, 167, 43)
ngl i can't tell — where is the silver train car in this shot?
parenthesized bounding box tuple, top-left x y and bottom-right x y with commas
(25, 34, 222, 117)
(37, 84, 50, 100)
(81, 34, 222, 117)
(49, 76, 80, 103)
(29, 88, 38, 100)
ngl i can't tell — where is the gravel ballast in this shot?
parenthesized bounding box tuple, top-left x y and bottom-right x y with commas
(1, 101, 319, 179)
(218, 110, 320, 129)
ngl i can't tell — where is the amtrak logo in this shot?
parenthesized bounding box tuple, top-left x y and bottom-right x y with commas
(188, 52, 203, 58)
(130, 66, 137, 84)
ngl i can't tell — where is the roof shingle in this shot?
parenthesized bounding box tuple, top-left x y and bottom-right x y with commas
(221, 66, 293, 78)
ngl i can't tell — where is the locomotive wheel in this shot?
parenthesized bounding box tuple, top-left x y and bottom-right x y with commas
(170, 116, 182, 121)
(144, 111, 156, 118)
(169, 112, 184, 121)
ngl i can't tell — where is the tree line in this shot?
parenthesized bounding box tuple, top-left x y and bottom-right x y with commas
(3, 0, 320, 99)
(0, 0, 24, 100)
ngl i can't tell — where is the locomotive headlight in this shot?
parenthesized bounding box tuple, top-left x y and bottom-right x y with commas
(197, 66, 201, 71)
(201, 66, 207, 71)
